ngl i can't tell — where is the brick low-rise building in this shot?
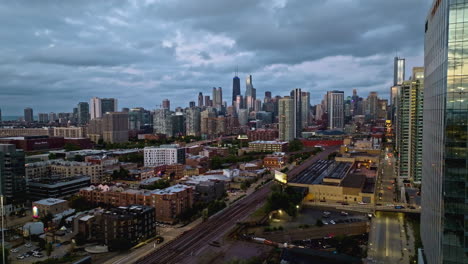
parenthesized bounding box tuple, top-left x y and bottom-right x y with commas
(248, 140, 288, 153)
(79, 184, 194, 224)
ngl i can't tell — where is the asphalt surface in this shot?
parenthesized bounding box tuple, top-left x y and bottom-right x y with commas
(375, 148, 397, 204)
(135, 181, 273, 264)
(367, 212, 411, 264)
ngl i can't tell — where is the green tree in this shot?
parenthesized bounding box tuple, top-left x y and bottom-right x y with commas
(64, 143, 81, 152)
(288, 139, 304, 152)
(143, 180, 171, 190)
(68, 195, 93, 211)
(48, 153, 57, 160)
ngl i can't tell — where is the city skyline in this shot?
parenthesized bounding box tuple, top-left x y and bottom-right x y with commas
(0, 0, 429, 115)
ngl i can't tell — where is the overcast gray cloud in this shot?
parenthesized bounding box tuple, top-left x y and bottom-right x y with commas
(0, 0, 430, 115)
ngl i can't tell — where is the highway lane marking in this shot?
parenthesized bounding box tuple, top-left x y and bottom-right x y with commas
(385, 217, 389, 257)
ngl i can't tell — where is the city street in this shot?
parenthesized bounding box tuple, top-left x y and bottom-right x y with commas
(367, 212, 413, 264)
(375, 147, 397, 204)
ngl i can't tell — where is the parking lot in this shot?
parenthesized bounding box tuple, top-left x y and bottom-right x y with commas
(9, 241, 72, 263)
(270, 207, 368, 229)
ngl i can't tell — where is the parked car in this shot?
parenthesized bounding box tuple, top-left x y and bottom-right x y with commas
(358, 201, 367, 205)
(16, 255, 25, 260)
(340, 211, 349, 216)
(322, 220, 328, 225)
(330, 220, 336, 225)
(10, 248, 19, 253)
(394, 205, 405, 209)
(25, 243, 32, 248)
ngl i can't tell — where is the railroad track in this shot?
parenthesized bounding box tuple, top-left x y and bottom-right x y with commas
(136, 182, 271, 264)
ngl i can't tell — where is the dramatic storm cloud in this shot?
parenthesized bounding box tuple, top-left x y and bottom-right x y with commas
(0, 0, 430, 115)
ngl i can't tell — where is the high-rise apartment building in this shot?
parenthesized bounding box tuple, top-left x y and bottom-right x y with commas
(153, 109, 173, 137)
(90, 97, 102, 120)
(395, 81, 411, 179)
(301, 91, 310, 129)
(24, 107, 33, 123)
(77, 102, 89, 125)
(232, 75, 241, 105)
(0, 144, 26, 204)
(278, 96, 294, 141)
(394, 56, 405, 86)
(162, 99, 170, 110)
(421, 1, 468, 262)
(186, 107, 201, 137)
(327, 91, 344, 130)
(366, 92, 379, 120)
(409, 68, 424, 184)
(102, 112, 128, 143)
(290, 89, 302, 138)
(38, 113, 49, 123)
(49, 112, 57, 123)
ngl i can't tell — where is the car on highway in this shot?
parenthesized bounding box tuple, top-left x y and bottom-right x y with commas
(358, 201, 367, 205)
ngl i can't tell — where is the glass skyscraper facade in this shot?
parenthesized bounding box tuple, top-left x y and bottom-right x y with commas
(421, 0, 468, 263)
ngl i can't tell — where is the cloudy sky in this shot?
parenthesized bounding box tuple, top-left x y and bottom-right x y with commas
(0, 0, 431, 115)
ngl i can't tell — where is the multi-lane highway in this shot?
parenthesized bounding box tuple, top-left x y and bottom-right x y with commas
(135, 181, 272, 264)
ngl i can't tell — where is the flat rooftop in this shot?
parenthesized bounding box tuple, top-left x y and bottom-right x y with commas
(33, 198, 67, 206)
(289, 160, 335, 185)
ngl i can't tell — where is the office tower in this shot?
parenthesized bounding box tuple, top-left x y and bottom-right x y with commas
(101, 98, 118, 114)
(235, 95, 244, 112)
(186, 107, 201, 137)
(153, 109, 173, 137)
(122, 108, 130, 113)
(301, 91, 310, 129)
(245, 75, 256, 110)
(421, 2, 468, 263)
(198, 92, 204, 107)
(256, 111, 273, 124)
(129, 107, 145, 130)
(237, 109, 249, 126)
(212, 87, 223, 110)
(327, 91, 344, 130)
(38, 113, 49, 123)
(254, 99, 262, 112)
(102, 112, 128, 143)
(162, 99, 170, 110)
(232, 75, 241, 105)
(0, 144, 26, 204)
(264, 91, 272, 103)
(49, 112, 57, 123)
(189, 101, 196, 108)
(315, 103, 323, 121)
(394, 57, 405, 86)
(200, 108, 217, 137)
(279, 96, 294, 141)
(366, 92, 379, 120)
(77, 102, 89, 125)
(204, 96, 212, 107)
(90, 97, 102, 120)
(24, 107, 33, 123)
(290, 89, 302, 138)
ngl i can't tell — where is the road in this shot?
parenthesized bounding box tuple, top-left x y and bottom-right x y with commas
(135, 181, 273, 264)
(375, 147, 397, 204)
(367, 212, 412, 264)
